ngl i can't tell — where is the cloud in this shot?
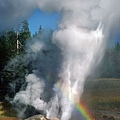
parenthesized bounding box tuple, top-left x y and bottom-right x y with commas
(0, 0, 37, 31)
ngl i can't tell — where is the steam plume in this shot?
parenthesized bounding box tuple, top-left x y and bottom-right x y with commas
(36, 0, 120, 119)
(0, 0, 37, 31)
(1, 0, 120, 120)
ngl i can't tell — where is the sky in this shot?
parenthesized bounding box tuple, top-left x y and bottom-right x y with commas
(28, 9, 60, 35)
(27, 8, 120, 44)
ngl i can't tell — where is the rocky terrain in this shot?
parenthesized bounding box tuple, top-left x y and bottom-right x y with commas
(24, 115, 59, 120)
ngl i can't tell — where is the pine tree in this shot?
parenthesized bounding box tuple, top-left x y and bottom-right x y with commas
(19, 20, 31, 45)
(0, 30, 17, 71)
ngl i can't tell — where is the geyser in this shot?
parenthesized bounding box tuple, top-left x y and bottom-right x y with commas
(1, 0, 120, 120)
(50, 24, 104, 120)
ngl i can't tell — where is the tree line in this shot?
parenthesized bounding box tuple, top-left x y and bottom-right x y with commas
(0, 20, 45, 71)
(0, 20, 31, 71)
(99, 42, 120, 78)
(0, 20, 120, 78)
(0, 20, 54, 100)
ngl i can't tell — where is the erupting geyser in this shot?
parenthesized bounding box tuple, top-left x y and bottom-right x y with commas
(1, 0, 120, 120)
(51, 24, 104, 120)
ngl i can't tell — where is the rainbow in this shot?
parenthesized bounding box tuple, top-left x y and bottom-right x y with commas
(76, 100, 94, 120)
(56, 82, 94, 120)
(46, 73, 94, 120)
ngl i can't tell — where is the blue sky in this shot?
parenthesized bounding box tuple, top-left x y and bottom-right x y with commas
(28, 9, 60, 35)
(28, 9, 120, 44)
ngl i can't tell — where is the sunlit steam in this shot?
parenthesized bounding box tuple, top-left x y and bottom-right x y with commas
(1, 0, 120, 120)
(51, 24, 104, 120)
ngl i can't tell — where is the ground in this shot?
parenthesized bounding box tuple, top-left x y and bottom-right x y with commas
(1, 78, 120, 120)
(82, 78, 120, 120)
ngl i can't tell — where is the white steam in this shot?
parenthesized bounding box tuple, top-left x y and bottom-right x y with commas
(0, 0, 37, 31)
(52, 25, 104, 120)
(1, 0, 120, 120)
(14, 74, 46, 110)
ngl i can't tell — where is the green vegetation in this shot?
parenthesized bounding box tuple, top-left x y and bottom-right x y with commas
(0, 20, 31, 71)
(99, 42, 120, 78)
(0, 20, 31, 102)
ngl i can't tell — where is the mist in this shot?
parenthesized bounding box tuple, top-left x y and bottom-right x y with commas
(0, 0, 37, 31)
(1, 0, 120, 120)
